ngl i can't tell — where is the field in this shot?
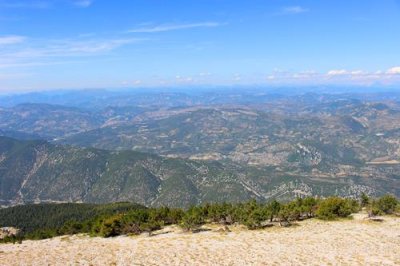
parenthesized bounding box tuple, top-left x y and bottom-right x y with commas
(1, 213, 399, 265)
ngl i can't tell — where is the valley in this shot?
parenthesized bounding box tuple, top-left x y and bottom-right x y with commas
(1, 90, 400, 207)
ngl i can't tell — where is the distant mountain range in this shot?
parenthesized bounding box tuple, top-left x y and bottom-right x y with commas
(1, 90, 400, 207)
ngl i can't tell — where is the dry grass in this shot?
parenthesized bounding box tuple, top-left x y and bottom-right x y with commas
(1, 213, 399, 265)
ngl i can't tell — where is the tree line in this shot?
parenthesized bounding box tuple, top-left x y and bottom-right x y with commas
(0, 194, 398, 243)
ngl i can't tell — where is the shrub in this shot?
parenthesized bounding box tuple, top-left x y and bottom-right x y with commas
(181, 206, 204, 231)
(243, 205, 270, 229)
(139, 221, 162, 234)
(360, 193, 370, 208)
(316, 197, 359, 220)
(300, 197, 318, 218)
(24, 229, 58, 240)
(203, 203, 233, 223)
(374, 195, 398, 215)
(278, 202, 300, 223)
(98, 215, 124, 237)
(148, 207, 184, 225)
(59, 220, 84, 235)
(265, 200, 281, 222)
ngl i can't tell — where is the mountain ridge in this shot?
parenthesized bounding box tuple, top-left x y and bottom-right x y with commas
(1, 136, 398, 208)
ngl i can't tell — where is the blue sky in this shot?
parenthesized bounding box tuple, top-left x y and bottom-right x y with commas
(1, 0, 400, 92)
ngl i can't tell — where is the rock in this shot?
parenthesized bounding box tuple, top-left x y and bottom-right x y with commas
(216, 226, 231, 233)
(0, 227, 19, 239)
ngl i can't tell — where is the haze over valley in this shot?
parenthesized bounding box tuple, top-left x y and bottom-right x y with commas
(1, 89, 400, 207)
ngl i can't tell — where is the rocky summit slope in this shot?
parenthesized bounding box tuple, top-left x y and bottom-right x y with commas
(0, 136, 399, 207)
(1, 213, 399, 265)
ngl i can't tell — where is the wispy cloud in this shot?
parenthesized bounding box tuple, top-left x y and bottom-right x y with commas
(0, 0, 51, 9)
(72, 0, 93, 8)
(128, 22, 222, 33)
(0, 72, 32, 80)
(278, 6, 310, 15)
(387, 66, 400, 75)
(0, 35, 147, 72)
(0, 35, 26, 45)
(1, 38, 144, 59)
(0, 0, 94, 9)
(46, 38, 139, 55)
(0, 61, 69, 69)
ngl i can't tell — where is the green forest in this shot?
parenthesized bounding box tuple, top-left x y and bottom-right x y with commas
(0, 194, 398, 243)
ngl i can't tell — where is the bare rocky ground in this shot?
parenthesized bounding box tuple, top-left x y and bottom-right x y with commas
(1, 213, 399, 266)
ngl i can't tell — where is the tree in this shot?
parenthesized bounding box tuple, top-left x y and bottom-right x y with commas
(59, 220, 83, 235)
(316, 197, 359, 220)
(360, 193, 370, 208)
(243, 204, 270, 229)
(181, 206, 204, 232)
(206, 203, 233, 224)
(301, 197, 318, 218)
(99, 215, 124, 237)
(375, 195, 398, 214)
(266, 200, 281, 222)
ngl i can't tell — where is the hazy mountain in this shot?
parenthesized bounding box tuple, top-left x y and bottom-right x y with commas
(62, 101, 400, 171)
(2, 88, 399, 109)
(0, 129, 42, 141)
(1, 91, 400, 208)
(0, 103, 103, 139)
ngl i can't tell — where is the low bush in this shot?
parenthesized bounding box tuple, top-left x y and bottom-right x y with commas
(1, 195, 398, 242)
(316, 197, 359, 220)
(369, 195, 399, 215)
(181, 206, 205, 231)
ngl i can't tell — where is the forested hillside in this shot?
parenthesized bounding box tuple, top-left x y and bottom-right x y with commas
(1, 136, 399, 208)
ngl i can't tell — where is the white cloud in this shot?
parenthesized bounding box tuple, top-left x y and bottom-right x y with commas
(350, 70, 364, 75)
(327, 69, 348, 76)
(327, 69, 364, 76)
(279, 6, 309, 15)
(387, 67, 400, 75)
(0, 35, 26, 45)
(292, 70, 318, 79)
(175, 75, 194, 83)
(262, 68, 400, 86)
(128, 22, 222, 33)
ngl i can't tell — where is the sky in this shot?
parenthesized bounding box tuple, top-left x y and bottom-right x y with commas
(0, 0, 400, 92)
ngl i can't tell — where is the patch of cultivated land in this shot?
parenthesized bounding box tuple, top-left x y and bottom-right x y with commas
(1, 213, 399, 266)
